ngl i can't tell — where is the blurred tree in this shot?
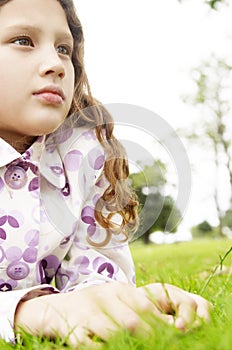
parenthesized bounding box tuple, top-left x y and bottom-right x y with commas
(182, 55, 232, 236)
(130, 161, 181, 244)
(191, 220, 215, 238)
(178, 0, 228, 10)
(197, 220, 213, 232)
(222, 208, 232, 231)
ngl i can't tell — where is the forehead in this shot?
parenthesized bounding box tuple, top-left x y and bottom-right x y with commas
(0, 0, 72, 37)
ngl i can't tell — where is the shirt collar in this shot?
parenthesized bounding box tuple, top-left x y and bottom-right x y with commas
(0, 136, 45, 167)
(0, 138, 21, 167)
(0, 135, 66, 189)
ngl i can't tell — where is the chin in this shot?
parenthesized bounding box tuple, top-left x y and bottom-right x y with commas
(31, 118, 66, 136)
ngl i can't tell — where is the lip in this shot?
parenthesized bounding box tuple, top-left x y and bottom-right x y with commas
(33, 85, 65, 104)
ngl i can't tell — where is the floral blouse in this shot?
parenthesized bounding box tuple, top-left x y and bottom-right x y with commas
(0, 119, 135, 341)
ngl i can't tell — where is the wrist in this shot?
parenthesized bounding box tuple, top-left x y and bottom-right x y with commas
(14, 294, 55, 336)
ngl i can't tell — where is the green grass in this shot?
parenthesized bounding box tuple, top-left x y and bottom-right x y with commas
(3, 238, 232, 349)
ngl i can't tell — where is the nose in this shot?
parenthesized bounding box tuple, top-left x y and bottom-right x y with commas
(39, 48, 65, 79)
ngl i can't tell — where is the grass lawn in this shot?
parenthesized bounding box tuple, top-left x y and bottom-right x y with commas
(2, 238, 232, 349)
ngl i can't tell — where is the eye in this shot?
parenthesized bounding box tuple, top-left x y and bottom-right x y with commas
(12, 36, 33, 47)
(56, 45, 72, 56)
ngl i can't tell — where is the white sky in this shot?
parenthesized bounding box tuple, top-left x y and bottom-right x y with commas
(74, 0, 232, 230)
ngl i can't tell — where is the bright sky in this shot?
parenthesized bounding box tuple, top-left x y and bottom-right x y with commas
(74, 0, 232, 232)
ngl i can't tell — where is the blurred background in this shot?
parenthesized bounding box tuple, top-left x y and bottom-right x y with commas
(74, 0, 232, 244)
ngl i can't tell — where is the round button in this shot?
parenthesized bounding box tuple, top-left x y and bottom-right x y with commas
(7, 262, 29, 280)
(4, 165, 27, 190)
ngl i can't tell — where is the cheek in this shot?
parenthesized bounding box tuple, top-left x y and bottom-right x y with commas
(0, 64, 11, 91)
(66, 66, 75, 106)
(0, 48, 31, 92)
(0, 71, 15, 106)
(0, 63, 25, 96)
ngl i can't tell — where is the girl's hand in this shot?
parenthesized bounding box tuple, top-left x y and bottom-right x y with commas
(15, 282, 211, 347)
(138, 283, 212, 331)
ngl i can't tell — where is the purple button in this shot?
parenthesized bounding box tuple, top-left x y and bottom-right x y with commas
(4, 165, 27, 189)
(7, 262, 29, 280)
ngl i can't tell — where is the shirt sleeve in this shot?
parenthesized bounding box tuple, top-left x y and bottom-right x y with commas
(0, 284, 59, 342)
(54, 129, 136, 292)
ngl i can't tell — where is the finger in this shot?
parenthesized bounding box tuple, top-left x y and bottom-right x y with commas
(175, 302, 197, 331)
(67, 327, 103, 349)
(96, 301, 151, 337)
(187, 292, 212, 322)
(138, 283, 177, 312)
(98, 288, 160, 338)
(112, 288, 175, 334)
(152, 308, 175, 326)
(87, 313, 122, 340)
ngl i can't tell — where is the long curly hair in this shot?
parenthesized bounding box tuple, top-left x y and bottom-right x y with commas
(0, 0, 139, 246)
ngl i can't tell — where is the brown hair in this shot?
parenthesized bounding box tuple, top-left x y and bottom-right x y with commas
(0, 0, 139, 246)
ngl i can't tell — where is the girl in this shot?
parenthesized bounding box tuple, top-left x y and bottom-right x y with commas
(0, 0, 210, 347)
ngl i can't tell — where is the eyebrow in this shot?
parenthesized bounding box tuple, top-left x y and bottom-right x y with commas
(4, 24, 74, 44)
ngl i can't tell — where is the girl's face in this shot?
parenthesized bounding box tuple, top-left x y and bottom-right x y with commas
(0, 0, 75, 143)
